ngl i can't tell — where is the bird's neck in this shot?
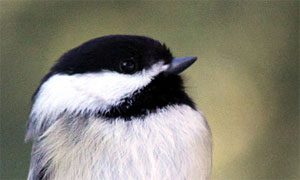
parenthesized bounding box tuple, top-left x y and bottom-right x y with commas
(99, 74, 195, 120)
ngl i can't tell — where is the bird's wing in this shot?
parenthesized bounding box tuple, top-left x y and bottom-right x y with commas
(27, 142, 51, 180)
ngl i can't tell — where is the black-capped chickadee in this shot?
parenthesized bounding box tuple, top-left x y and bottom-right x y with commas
(26, 35, 212, 180)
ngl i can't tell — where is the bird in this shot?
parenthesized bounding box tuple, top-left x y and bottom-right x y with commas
(25, 35, 212, 180)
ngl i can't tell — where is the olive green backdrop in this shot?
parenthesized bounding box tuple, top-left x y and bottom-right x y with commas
(1, 1, 299, 180)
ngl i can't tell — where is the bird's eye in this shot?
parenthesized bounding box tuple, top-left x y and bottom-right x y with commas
(120, 59, 136, 74)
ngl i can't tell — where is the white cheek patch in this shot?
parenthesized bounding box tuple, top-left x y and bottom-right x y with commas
(73, 62, 169, 104)
(27, 62, 169, 140)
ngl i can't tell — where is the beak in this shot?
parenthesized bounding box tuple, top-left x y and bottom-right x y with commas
(164, 56, 197, 74)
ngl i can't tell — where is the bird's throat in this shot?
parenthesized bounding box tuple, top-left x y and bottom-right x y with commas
(98, 74, 195, 120)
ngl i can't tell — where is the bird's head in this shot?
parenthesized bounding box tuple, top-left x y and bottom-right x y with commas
(27, 35, 197, 139)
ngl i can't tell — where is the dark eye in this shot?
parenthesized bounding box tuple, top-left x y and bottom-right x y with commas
(120, 59, 136, 74)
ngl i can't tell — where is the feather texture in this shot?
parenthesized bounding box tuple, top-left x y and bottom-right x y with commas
(28, 105, 211, 180)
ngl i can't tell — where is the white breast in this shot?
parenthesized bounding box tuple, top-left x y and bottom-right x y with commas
(39, 105, 212, 180)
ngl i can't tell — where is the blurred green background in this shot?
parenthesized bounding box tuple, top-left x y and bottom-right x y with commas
(0, 1, 299, 180)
